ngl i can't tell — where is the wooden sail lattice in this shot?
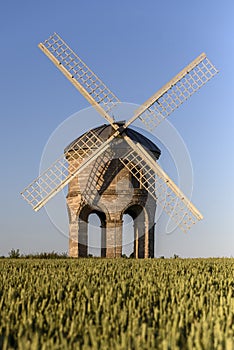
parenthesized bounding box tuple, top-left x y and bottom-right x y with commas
(39, 33, 120, 119)
(120, 149, 201, 232)
(21, 130, 104, 211)
(126, 53, 218, 131)
(139, 56, 218, 131)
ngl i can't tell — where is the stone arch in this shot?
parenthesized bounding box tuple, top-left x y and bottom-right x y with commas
(121, 202, 155, 258)
(78, 204, 107, 257)
(122, 204, 145, 258)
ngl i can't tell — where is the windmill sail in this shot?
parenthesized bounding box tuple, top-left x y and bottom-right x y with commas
(120, 135, 203, 232)
(126, 53, 218, 130)
(39, 33, 119, 125)
(21, 130, 110, 211)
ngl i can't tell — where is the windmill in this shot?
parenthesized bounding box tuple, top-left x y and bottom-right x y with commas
(21, 33, 218, 257)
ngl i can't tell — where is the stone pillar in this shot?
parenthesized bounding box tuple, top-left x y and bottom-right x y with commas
(101, 224, 106, 257)
(115, 220, 123, 257)
(69, 212, 78, 258)
(134, 223, 139, 258)
(148, 222, 155, 258)
(145, 200, 156, 258)
(78, 218, 88, 257)
(138, 220, 145, 258)
(106, 219, 123, 258)
(144, 219, 149, 258)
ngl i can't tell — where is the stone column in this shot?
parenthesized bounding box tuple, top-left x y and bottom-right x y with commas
(144, 198, 156, 258)
(69, 212, 78, 258)
(78, 218, 88, 257)
(143, 219, 155, 258)
(138, 220, 145, 258)
(101, 224, 106, 257)
(134, 223, 139, 258)
(106, 219, 123, 258)
(148, 222, 155, 258)
(144, 219, 149, 258)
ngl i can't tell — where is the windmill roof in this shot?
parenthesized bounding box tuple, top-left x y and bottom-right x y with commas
(65, 122, 161, 159)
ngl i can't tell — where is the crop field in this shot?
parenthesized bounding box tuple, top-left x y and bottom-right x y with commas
(0, 258, 233, 349)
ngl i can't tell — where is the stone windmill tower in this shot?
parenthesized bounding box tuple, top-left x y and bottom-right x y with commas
(66, 122, 161, 258)
(21, 33, 218, 257)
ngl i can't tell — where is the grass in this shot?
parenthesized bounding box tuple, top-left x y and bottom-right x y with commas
(0, 258, 233, 349)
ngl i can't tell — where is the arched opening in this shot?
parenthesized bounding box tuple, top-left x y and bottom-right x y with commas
(78, 206, 106, 257)
(88, 210, 106, 257)
(88, 213, 102, 257)
(122, 214, 134, 257)
(123, 205, 146, 258)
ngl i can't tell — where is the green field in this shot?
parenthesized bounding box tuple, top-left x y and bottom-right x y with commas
(0, 258, 233, 349)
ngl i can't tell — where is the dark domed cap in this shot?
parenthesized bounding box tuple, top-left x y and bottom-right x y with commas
(65, 122, 161, 160)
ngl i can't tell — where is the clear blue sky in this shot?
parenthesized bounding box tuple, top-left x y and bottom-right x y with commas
(0, 0, 233, 257)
